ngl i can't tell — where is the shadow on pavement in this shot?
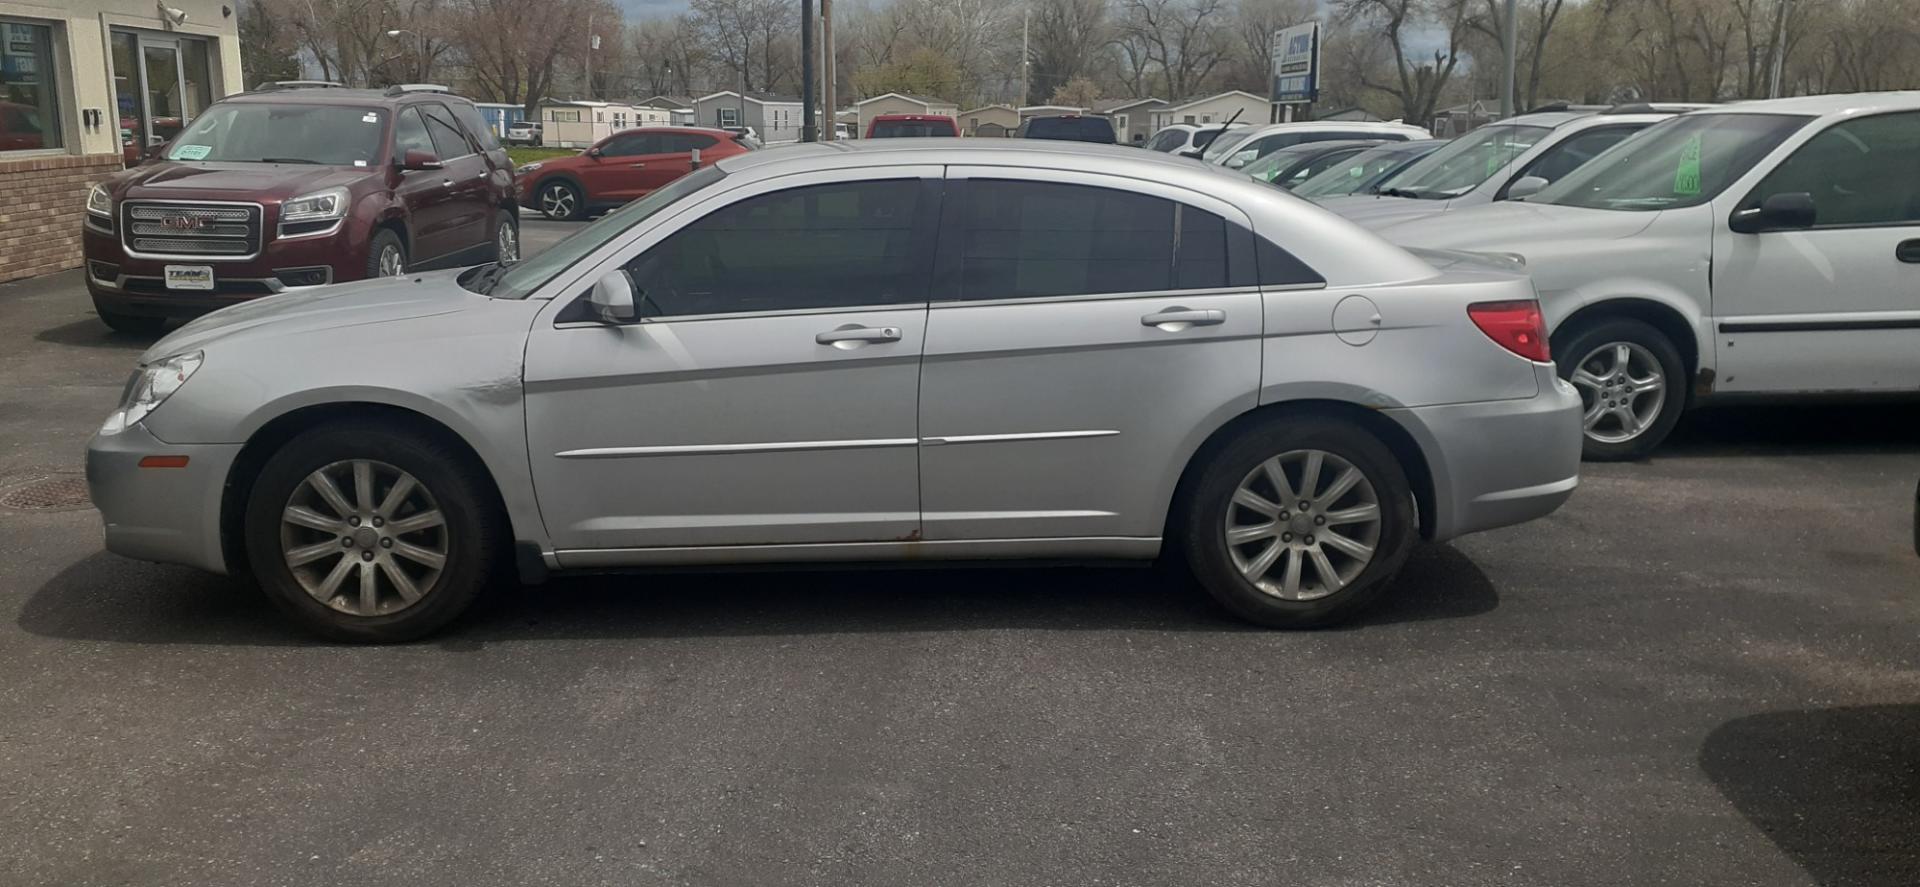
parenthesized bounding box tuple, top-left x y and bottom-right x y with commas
(1700, 705, 1920, 886)
(1664, 402, 1920, 458)
(19, 543, 1496, 646)
(33, 316, 162, 351)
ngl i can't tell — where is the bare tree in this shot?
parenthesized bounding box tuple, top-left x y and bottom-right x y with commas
(1028, 0, 1111, 104)
(1336, 0, 1471, 124)
(1466, 0, 1567, 108)
(1119, 0, 1231, 100)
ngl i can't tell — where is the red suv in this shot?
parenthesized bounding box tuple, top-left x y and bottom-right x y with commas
(82, 83, 518, 333)
(515, 126, 755, 221)
(866, 114, 958, 138)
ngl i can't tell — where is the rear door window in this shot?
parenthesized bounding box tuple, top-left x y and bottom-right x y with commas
(447, 102, 501, 151)
(945, 179, 1262, 299)
(419, 103, 474, 158)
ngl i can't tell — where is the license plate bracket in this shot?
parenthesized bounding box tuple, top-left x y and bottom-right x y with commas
(163, 265, 215, 291)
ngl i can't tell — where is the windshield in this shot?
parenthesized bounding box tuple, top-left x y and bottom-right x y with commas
(164, 103, 387, 166)
(1293, 143, 1435, 198)
(871, 120, 954, 137)
(1379, 123, 1550, 199)
(482, 165, 728, 299)
(1241, 145, 1321, 183)
(1202, 128, 1258, 162)
(1534, 113, 1811, 211)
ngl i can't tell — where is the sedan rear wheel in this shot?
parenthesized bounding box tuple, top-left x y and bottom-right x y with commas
(1182, 415, 1416, 628)
(244, 422, 503, 642)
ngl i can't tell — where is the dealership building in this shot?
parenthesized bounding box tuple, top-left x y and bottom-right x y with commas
(0, 0, 240, 283)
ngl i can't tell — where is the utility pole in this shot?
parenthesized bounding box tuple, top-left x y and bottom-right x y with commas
(1020, 10, 1030, 107)
(822, 0, 835, 139)
(584, 10, 594, 101)
(1767, 0, 1790, 98)
(1499, 0, 1517, 117)
(801, 0, 816, 141)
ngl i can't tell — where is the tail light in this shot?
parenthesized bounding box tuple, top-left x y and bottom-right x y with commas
(1467, 300, 1551, 362)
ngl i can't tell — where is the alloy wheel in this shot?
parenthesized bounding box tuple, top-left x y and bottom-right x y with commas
(497, 221, 520, 262)
(1570, 342, 1665, 443)
(377, 245, 406, 277)
(539, 185, 575, 220)
(1223, 449, 1382, 601)
(279, 459, 449, 617)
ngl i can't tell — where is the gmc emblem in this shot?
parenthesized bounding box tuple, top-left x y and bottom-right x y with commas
(162, 214, 206, 231)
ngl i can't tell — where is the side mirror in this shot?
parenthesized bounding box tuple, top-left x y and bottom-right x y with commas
(1179, 149, 1204, 159)
(689, 147, 701, 170)
(1730, 192, 1816, 234)
(586, 147, 603, 159)
(587, 271, 638, 324)
(1506, 175, 1549, 200)
(142, 142, 169, 162)
(1225, 153, 1252, 169)
(399, 149, 443, 171)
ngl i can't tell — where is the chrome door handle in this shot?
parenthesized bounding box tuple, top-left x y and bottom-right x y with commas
(815, 325, 902, 347)
(439, 179, 454, 188)
(1142, 308, 1225, 329)
(630, 162, 646, 169)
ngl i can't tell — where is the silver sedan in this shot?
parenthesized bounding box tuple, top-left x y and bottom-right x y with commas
(86, 140, 1583, 641)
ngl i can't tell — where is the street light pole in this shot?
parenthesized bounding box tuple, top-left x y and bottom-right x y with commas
(1767, 0, 1790, 98)
(821, 0, 835, 140)
(1499, 0, 1518, 117)
(801, 0, 816, 141)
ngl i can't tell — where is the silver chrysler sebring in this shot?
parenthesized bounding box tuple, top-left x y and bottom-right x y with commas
(86, 140, 1582, 642)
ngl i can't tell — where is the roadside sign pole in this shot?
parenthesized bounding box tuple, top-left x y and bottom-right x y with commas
(1499, 0, 1517, 117)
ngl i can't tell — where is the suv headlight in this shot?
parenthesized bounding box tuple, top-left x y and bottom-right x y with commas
(281, 186, 350, 225)
(516, 161, 543, 175)
(99, 351, 203, 436)
(86, 183, 113, 218)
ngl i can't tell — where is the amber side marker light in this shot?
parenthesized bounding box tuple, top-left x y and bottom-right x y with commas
(138, 455, 190, 469)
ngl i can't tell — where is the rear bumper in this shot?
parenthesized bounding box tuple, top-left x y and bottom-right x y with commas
(85, 423, 240, 574)
(1386, 364, 1584, 541)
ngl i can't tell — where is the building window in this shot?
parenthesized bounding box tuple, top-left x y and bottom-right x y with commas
(719, 107, 739, 128)
(1183, 115, 1196, 125)
(1, 20, 64, 153)
(550, 109, 581, 123)
(1115, 114, 1128, 132)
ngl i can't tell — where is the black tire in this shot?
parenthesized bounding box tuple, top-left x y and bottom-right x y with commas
(243, 421, 504, 642)
(365, 228, 408, 279)
(96, 308, 167, 335)
(1179, 415, 1418, 628)
(492, 212, 521, 263)
(534, 179, 584, 221)
(1555, 317, 1686, 461)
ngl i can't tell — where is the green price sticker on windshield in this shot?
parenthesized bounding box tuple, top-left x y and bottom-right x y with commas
(1673, 133, 1702, 196)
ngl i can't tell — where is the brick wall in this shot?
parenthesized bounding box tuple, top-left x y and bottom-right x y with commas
(0, 154, 127, 285)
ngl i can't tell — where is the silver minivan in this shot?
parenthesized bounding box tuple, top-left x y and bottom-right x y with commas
(86, 141, 1582, 641)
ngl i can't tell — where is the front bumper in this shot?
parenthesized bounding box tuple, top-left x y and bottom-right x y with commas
(83, 221, 359, 319)
(85, 423, 241, 574)
(1386, 363, 1583, 542)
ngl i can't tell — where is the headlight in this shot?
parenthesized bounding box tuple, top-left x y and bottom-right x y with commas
(99, 351, 203, 436)
(281, 186, 350, 224)
(87, 183, 113, 218)
(516, 162, 543, 175)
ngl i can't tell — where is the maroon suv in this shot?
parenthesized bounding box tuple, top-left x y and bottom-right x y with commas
(83, 84, 517, 333)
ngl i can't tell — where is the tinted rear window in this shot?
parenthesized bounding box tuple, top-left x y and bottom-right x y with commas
(871, 119, 956, 138)
(1024, 117, 1115, 143)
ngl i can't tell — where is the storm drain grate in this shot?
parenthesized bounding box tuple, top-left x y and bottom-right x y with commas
(1, 474, 92, 511)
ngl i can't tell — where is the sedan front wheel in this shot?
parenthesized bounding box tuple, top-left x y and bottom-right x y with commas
(243, 422, 504, 642)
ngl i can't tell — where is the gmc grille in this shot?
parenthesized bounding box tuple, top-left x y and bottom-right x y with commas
(122, 202, 262, 259)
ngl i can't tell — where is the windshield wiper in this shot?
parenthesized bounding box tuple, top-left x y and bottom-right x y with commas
(256, 157, 320, 164)
(1376, 187, 1426, 199)
(467, 261, 515, 296)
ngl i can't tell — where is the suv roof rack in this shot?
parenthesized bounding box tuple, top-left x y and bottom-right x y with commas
(1603, 101, 1712, 114)
(386, 83, 451, 96)
(255, 80, 345, 91)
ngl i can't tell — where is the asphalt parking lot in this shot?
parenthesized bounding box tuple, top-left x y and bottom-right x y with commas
(1, 217, 1916, 886)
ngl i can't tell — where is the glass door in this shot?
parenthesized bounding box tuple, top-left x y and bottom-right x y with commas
(142, 41, 184, 147)
(109, 30, 214, 165)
